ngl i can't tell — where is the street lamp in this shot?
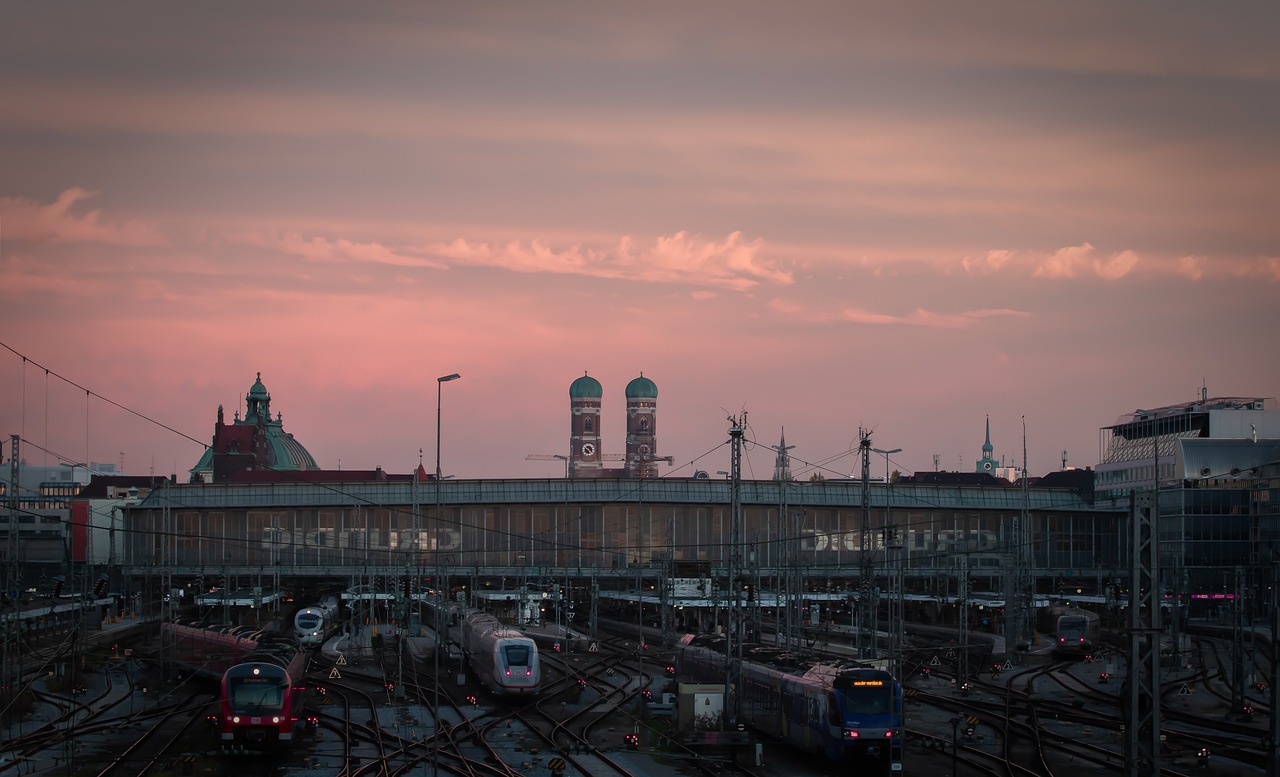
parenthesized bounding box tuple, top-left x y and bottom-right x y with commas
(433, 372, 459, 777)
(870, 448, 901, 485)
(436, 374, 461, 482)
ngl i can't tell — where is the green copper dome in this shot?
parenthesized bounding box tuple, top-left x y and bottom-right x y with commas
(569, 372, 603, 399)
(626, 374, 658, 399)
(248, 373, 269, 399)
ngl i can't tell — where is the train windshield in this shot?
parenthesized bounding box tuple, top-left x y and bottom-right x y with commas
(297, 614, 321, 629)
(231, 677, 285, 710)
(833, 677, 893, 715)
(503, 644, 531, 667)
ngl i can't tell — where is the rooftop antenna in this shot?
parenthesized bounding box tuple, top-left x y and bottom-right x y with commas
(932, 453, 939, 471)
(1062, 449, 1068, 470)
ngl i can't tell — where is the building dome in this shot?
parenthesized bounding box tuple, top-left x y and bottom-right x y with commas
(625, 374, 658, 399)
(248, 373, 269, 400)
(569, 372, 603, 399)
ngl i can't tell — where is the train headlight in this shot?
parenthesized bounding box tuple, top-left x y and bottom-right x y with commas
(232, 716, 241, 724)
(272, 716, 281, 724)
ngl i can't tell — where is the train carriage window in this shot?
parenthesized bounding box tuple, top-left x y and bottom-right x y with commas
(827, 692, 840, 725)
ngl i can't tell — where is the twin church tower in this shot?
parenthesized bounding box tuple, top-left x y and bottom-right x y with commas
(568, 372, 668, 479)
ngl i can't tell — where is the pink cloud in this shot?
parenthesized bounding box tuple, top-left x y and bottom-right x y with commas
(843, 307, 1031, 329)
(426, 230, 788, 290)
(769, 298, 1030, 329)
(1, 188, 165, 246)
(235, 232, 448, 270)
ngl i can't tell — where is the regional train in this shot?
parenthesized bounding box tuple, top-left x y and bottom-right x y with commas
(426, 599, 542, 696)
(293, 596, 340, 647)
(219, 653, 313, 751)
(676, 634, 903, 771)
(161, 621, 314, 750)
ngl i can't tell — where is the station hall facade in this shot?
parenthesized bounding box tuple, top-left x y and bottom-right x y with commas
(84, 375, 1277, 613)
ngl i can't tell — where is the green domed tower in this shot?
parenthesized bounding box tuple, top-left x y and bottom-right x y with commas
(189, 373, 320, 483)
(625, 373, 660, 478)
(569, 372, 603, 476)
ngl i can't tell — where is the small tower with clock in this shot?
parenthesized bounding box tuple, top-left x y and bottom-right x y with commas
(975, 415, 999, 475)
(624, 373, 659, 478)
(569, 372, 603, 477)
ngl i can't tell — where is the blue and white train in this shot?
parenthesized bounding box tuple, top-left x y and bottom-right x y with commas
(677, 635, 903, 771)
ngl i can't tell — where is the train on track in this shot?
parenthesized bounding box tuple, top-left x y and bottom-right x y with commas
(293, 596, 341, 647)
(219, 653, 313, 751)
(426, 599, 542, 696)
(161, 621, 314, 750)
(1040, 604, 1100, 657)
(675, 634, 903, 771)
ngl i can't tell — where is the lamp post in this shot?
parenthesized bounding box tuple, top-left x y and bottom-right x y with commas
(870, 448, 900, 486)
(434, 372, 459, 777)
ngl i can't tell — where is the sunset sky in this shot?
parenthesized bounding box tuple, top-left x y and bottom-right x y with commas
(2, 2, 1277, 483)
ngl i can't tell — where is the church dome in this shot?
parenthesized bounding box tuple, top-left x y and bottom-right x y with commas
(569, 372, 603, 399)
(625, 374, 658, 399)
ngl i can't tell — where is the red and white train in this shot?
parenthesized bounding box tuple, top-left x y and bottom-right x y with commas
(218, 653, 312, 751)
(161, 621, 313, 750)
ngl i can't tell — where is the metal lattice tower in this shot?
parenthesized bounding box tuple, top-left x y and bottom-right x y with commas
(856, 429, 878, 659)
(1269, 554, 1279, 777)
(886, 526, 905, 678)
(4, 436, 22, 717)
(661, 511, 674, 647)
(956, 554, 970, 687)
(1125, 490, 1162, 776)
(1230, 566, 1246, 713)
(1004, 419, 1035, 655)
(723, 412, 746, 728)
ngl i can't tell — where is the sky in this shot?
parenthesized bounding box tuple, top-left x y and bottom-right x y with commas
(2, 2, 1278, 483)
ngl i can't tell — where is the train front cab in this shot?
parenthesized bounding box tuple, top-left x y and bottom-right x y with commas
(834, 671, 903, 772)
(220, 663, 299, 751)
(491, 637, 540, 694)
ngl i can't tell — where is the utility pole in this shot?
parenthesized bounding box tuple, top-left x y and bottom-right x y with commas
(856, 429, 877, 659)
(1004, 418, 1034, 656)
(1269, 550, 1279, 777)
(957, 554, 969, 689)
(1125, 490, 1162, 777)
(723, 412, 746, 729)
(5, 436, 22, 762)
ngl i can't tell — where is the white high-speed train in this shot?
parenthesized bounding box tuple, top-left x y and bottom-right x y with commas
(293, 596, 340, 647)
(425, 599, 541, 696)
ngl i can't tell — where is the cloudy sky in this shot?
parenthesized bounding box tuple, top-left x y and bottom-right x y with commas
(2, 2, 1277, 482)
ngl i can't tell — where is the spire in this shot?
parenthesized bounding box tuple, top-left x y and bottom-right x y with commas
(773, 427, 795, 481)
(983, 415, 993, 456)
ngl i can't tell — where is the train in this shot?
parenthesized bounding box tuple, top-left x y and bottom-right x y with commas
(160, 621, 314, 750)
(163, 620, 269, 680)
(676, 634, 903, 770)
(219, 653, 312, 751)
(293, 596, 341, 647)
(1040, 604, 1100, 656)
(426, 599, 542, 696)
